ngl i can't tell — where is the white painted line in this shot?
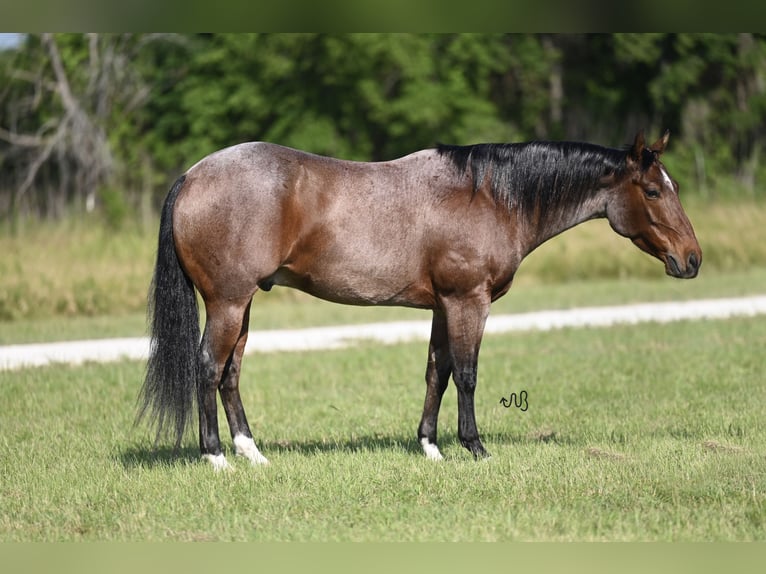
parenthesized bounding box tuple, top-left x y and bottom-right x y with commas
(1, 296, 765, 371)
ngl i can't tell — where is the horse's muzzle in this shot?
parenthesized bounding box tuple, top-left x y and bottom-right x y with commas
(667, 251, 701, 279)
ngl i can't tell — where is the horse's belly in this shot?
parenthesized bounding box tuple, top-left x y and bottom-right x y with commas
(268, 263, 434, 309)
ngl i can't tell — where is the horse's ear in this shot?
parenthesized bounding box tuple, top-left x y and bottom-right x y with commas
(627, 130, 645, 167)
(650, 129, 670, 155)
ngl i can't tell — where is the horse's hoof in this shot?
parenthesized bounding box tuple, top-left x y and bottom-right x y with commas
(203, 453, 233, 471)
(420, 438, 444, 461)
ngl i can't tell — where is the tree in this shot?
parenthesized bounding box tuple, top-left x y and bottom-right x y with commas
(158, 34, 514, 164)
(0, 33, 181, 225)
(611, 33, 766, 194)
(2, 33, 765, 226)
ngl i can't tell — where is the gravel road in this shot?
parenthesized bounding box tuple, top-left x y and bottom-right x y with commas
(1, 295, 765, 371)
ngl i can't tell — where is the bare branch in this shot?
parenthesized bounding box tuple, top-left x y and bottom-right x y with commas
(7, 69, 58, 93)
(0, 126, 48, 147)
(41, 34, 79, 117)
(2, 33, 157, 216)
(15, 121, 67, 200)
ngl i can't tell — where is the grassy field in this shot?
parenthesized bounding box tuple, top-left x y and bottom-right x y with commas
(1, 313, 764, 541)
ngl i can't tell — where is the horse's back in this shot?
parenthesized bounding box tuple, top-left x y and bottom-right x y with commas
(178, 141, 455, 237)
(171, 141, 495, 308)
(184, 142, 310, 200)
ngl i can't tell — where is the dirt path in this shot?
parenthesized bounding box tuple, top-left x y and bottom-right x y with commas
(2, 295, 765, 371)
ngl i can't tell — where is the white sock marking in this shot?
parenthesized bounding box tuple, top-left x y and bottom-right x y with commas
(234, 433, 270, 466)
(203, 453, 231, 471)
(420, 438, 443, 461)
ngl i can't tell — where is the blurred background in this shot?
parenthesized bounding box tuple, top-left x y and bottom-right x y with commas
(1, 33, 765, 327)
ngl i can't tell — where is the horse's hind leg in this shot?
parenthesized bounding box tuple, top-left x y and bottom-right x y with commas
(219, 300, 269, 466)
(198, 298, 256, 470)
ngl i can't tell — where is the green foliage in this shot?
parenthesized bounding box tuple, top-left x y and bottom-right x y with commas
(158, 34, 513, 163)
(98, 186, 131, 230)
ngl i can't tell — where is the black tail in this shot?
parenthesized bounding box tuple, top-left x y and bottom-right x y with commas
(137, 174, 200, 448)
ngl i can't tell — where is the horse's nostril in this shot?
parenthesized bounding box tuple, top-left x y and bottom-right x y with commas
(688, 251, 699, 270)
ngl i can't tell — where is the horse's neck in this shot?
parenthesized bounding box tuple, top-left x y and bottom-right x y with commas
(520, 186, 608, 256)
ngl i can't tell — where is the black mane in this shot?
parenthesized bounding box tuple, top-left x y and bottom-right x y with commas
(437, 141, 628, 220)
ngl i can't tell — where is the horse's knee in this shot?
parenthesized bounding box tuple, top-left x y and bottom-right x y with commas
(198, 345, 216, 378)
(453, 366, 478, 393)
(218, 360, 242, 391)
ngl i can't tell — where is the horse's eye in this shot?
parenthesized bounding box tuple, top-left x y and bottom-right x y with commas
(644, 188, 660, 199)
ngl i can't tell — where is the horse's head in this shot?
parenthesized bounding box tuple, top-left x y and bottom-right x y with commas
(606, 130, 701, 279)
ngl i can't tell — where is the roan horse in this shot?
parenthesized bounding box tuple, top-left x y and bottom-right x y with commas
(138, 131, 701, 469)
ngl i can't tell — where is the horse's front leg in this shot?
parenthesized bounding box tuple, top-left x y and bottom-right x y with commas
(440, 292, 491, 459)
(417, 309, 452, 460)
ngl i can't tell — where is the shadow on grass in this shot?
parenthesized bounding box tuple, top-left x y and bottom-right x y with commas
(262, 428, 560, 458)
(118, 444, 203, 469)
(117, 433, 424, 469)
(117, 429, 562, 469)
(262, 433, 424, 457)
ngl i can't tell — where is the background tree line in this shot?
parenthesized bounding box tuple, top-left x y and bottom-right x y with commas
(1, 33, 765, 229)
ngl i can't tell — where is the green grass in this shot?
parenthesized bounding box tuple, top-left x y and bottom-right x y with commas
(1, 315, 764, 541)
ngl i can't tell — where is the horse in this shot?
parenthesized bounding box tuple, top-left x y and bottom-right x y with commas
(137, 130, 701, 470)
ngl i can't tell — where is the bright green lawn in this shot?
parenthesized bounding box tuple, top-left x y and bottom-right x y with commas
(1, 315, 764, 541)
